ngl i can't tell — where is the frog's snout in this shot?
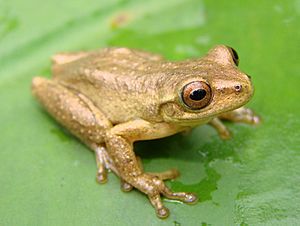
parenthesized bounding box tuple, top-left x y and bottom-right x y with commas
(232, 74, 254, 100)
(232, 71, 253, 95)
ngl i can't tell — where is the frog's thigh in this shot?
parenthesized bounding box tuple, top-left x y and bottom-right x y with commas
(32, 77, 115, 182)
(219, 107, 260, 124)
(32, 77, 112, 146)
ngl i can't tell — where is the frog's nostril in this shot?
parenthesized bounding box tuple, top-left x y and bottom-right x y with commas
(234, 84, 242, 92)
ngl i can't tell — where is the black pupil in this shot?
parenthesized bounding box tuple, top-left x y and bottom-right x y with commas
(189, 89, 206, 101)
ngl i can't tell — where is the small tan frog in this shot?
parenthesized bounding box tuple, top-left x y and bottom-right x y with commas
(32, 45, 259, 218)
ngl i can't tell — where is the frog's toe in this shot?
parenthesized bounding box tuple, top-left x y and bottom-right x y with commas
(183, 193, 198, 204)
(248, 111, 261, 125)
(148, 194, 170, 219)
(95, 146, 117, 184)
(234, 107, 261, 124)
(120, 179, 133, 192)
(219, 128, 231, 140)
(147, 180, 197, 218)
(162, 187, 198, 204)
(209, 118, 231, 140)
(156, 206, 170, 219)
(219, 107, 261, 125)
(96, 171, 108, 184)
(148, 168, 180, 181)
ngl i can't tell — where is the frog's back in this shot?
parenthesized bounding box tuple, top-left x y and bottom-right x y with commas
(51, 48, 168, 124)
(52, 47, 164, 76)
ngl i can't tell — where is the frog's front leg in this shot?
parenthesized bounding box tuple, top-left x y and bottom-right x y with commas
(105, 120, 197, 218)
(219, 106, 260, 124)
(209, 107, 260, 139)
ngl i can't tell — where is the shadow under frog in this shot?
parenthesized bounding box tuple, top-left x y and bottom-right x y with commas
(135, 122, 254, 203)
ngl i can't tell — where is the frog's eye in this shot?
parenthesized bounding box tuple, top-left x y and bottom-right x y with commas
(181, 81, 212, 110)
(227, 46, 239, 66)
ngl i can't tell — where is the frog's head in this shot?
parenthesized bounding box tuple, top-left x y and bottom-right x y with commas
(159, 45, 254, 126)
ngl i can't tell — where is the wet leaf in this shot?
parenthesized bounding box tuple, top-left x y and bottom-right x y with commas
(0, 0, 299, 225)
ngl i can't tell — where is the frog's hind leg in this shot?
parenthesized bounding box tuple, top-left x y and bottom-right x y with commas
(209, 107, 260, 139)
(32, 77, 116, 182)
(32, 77, 112, 142)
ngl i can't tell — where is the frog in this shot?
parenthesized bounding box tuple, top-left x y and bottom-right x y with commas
(31, 45, 260, 219)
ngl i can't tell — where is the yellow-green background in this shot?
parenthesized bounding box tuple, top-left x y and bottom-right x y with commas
(0, 0, 299, 225)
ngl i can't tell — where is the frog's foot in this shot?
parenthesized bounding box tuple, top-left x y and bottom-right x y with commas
(121, 169, 180, 192)
(210, 107, 260, 140)
(95, 146, 118, 184)
(219, 107, 261, 125)
(135, 174, 198, 219)
(120, 156, 179, 192)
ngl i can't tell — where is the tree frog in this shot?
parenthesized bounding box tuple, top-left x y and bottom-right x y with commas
(32, 45, 259, 219)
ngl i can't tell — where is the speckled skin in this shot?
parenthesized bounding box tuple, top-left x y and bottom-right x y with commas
(31, 45, 259, 219)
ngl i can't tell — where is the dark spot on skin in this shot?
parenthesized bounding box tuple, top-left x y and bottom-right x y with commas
(189, 89, 207, 101)
(246, 74, 251, 79)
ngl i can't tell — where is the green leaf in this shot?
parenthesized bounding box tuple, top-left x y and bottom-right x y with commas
(0, 0, 299, 225)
